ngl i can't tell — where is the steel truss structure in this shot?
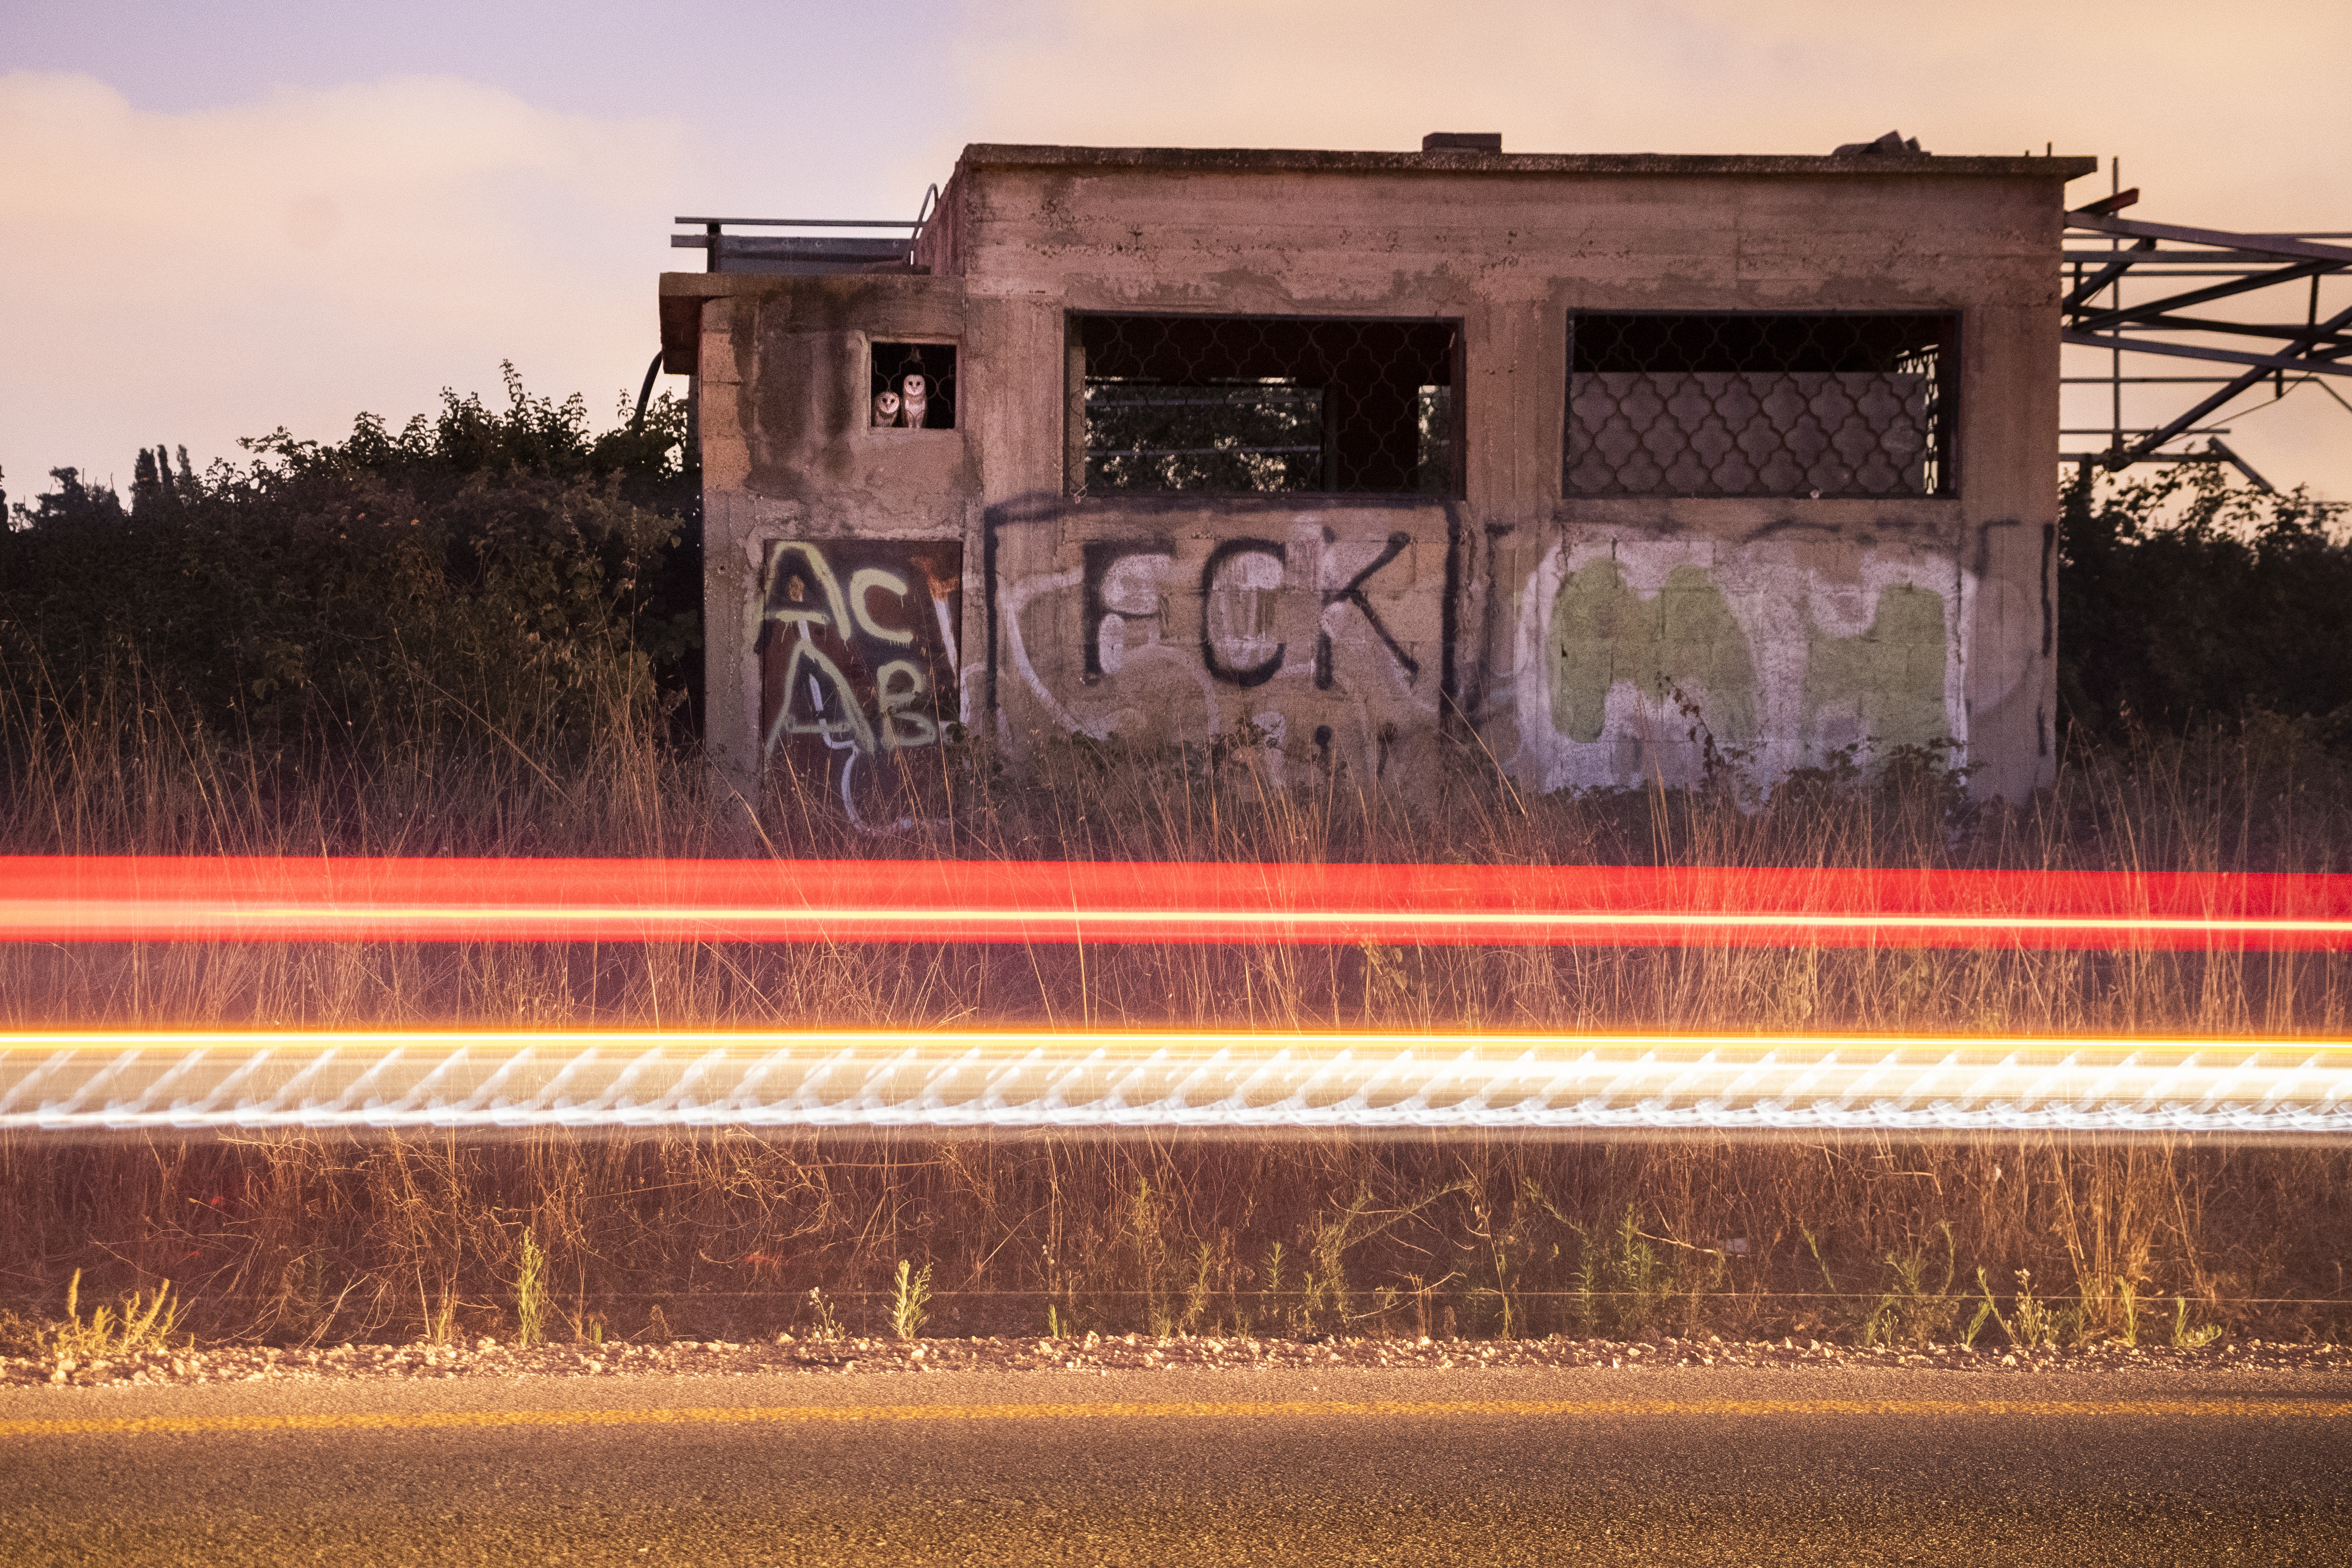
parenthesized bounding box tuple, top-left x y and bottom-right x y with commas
(2062, 182, 2352, 489)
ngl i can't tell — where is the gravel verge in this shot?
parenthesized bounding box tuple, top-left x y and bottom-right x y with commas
(8, 1332, 2346, 1389)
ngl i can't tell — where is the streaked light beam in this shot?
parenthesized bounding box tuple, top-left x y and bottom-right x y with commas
(6, 857, 2352, 949)
(7, 1030, 2350, 1137)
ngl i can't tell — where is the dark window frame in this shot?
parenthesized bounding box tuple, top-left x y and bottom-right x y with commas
(869, 339, 959, 430)
(1563, 311, 1961, 500)
(1066, 311, 1465, 500)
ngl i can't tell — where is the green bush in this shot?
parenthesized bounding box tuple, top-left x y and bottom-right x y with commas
(2060, 464, 2352, 742)
(1, 367, 701, 766)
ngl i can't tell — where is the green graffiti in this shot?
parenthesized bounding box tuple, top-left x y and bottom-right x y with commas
(1802, 584, 1949, 751)
(1549, 560, 1758, 744)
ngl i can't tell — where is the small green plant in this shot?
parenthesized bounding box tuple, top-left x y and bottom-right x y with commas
(806, 1287, 845, 1341)
(1964, 1267, 2008, 1348)
(2116, 1276, 2140, 1347)
(1047, 1303, 1064, 1339)
(513, 1230, 548, 1348)
(1571, 1207, 1672, 1339)
(2010, 1270, 2055, 1348)
(1862, 1225, 1962, 1348)
(2172, 1294, 2222, 1349)
(1179, 1238, 1221, 1336)
(47, 1270, 183, 1362)
(890, 1260, 933, 1341)
(421, 1282, 456, 1346)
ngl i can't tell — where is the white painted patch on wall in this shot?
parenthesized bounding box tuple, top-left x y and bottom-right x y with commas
(1509, 535, 1975, 794)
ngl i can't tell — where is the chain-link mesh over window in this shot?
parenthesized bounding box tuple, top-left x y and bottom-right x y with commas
(870, 342, 956, 429)
(1071, 314, 1458, 496)
(1565, 314, 1957, 499)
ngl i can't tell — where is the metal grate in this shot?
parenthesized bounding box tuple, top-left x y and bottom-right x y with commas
(1072, 314, 1457, 495)
(870, 342, 956, 429)
(1566, 314, 1957, 499)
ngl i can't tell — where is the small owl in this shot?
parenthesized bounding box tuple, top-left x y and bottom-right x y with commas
(898, 373, 928, 430)
(873, 390, 901, 428)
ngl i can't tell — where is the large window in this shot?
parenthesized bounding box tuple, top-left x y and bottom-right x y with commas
(1565, 313, 1956, 499)
(1070, 314, 1458, 496)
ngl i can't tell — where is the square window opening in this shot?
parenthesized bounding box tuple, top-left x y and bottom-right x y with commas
(871, 341, 957, 429)
(1070, 314, 1459, 496)
(1565, 313, 1957, 499)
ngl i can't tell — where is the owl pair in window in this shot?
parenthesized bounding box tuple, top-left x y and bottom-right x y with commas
(872, 374, 929, 428)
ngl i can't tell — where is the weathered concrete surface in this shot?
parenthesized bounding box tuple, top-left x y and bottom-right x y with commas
(668, 143, 2094, 809)
(989, 498, 1453, 788)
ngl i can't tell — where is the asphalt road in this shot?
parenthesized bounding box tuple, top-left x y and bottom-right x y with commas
(3, 1366, 2348, 1564)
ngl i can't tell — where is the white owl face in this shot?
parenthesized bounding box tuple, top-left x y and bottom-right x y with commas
(900, 374, 926, 398)
(874, 391, 901, 425)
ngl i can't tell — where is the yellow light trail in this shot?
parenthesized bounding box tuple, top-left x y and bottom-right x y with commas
(7, 1396, 2348, 1441)
(6, 1029, 2350, 1135)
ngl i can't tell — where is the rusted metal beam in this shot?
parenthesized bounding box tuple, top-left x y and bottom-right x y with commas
(2066, 211, 2352, 265)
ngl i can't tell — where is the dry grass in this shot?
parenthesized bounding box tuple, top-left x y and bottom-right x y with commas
(5, 652, 2352, 1347)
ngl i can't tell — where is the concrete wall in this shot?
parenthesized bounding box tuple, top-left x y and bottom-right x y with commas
(666, 146, 2091, 810)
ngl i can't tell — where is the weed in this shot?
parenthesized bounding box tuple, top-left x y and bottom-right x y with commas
(805, 1288, 845, 1342)
(513, 1229, 548, 1348)
(2011, 1270, 2056, 1349)
(889, 1261, 933, 1341)
(1862, 1225, 1963, 1347)
(2172, 1295, 2223, 1349)
(1965, 1268, 2008, 1349)
(44, 1270, 183, 1364)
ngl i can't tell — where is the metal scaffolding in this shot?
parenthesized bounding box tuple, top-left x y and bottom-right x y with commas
(2062, 163, 2352, 493)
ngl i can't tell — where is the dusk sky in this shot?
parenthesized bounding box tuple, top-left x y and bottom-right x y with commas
(5, 0, 2345, 506)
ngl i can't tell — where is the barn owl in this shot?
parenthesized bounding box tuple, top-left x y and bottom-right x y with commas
(898, 374, 928, 430)
(873, 390, 901, 428)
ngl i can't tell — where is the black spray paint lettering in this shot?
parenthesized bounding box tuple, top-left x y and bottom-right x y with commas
(1199, 539, 1287, 688)
(1316, 528, 1419, 690)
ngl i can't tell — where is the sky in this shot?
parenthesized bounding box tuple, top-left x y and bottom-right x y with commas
(4, 0, 2347, 507)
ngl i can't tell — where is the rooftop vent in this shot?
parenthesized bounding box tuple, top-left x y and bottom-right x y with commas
(1833, 130, 1928, 156)
(1422, 132, 1502, 153)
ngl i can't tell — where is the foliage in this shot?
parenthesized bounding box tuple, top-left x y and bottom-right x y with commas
(2060, 463, 2352, 742)
(39, 1269, 183, 1363)
(0, 366, 701, 777)
(513, 1229, 549, 1348)
(889, 1260, 934, 1341)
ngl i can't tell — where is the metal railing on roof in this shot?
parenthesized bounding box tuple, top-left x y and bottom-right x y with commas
(672, 186, 938, 275)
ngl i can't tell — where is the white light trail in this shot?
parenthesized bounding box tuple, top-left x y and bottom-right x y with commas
(5, 1031, 2350, 1137)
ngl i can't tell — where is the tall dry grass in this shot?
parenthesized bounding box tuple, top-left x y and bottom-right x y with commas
(4, 636, 2352, 1347)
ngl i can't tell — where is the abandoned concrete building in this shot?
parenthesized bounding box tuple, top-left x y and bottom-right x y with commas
(659, 136, 2094, 820)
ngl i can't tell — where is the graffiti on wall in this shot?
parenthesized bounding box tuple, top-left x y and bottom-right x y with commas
(999, 510, 1447, 782)
(1510, 536, 1978, 792)
(758, 538, 962, 824)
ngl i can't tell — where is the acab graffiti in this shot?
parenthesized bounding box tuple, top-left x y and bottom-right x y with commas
(757, 538, 962, 819)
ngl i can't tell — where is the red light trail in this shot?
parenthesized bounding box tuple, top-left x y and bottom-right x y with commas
(3, 856, 2351, 949)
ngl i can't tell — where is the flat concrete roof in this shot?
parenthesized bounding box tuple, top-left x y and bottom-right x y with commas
(957, 144, 2101, 180)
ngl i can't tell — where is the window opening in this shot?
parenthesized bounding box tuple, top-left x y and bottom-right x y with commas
(1565, 313, 1956, 498)
(870, 341, 956, 429)
(1071, 314, 1458, 495)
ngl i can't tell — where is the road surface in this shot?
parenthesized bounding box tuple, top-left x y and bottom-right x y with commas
(3, 1364, 2347, 1563)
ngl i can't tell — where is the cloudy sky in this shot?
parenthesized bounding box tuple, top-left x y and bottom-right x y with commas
(5, 0, 2346, 506)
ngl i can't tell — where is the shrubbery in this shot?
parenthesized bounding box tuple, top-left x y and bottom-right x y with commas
(1, 367, 701, 765)
(2058, 463, 2352, 742)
